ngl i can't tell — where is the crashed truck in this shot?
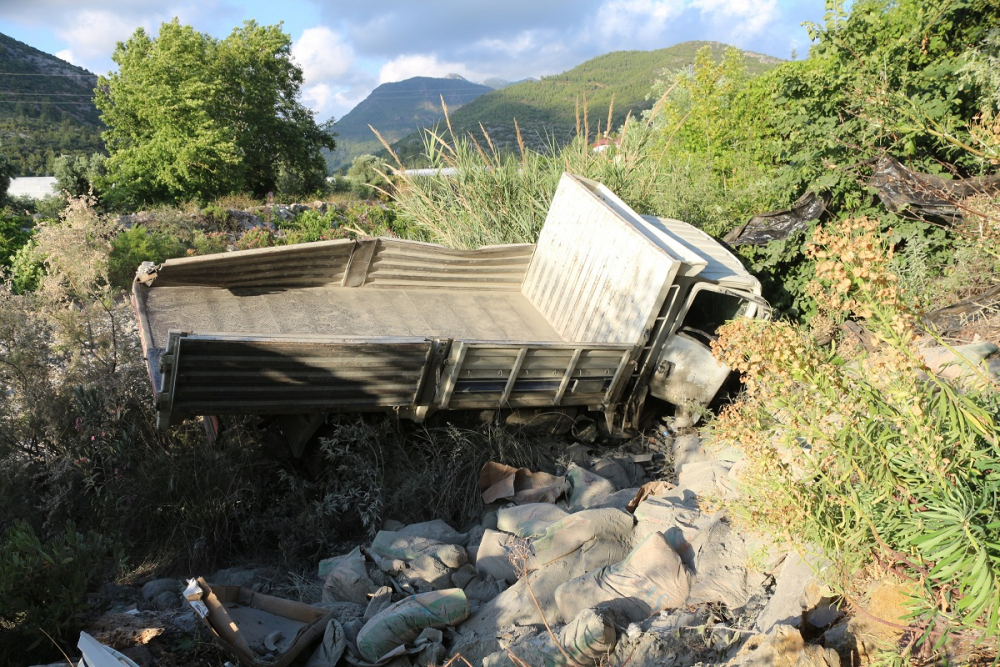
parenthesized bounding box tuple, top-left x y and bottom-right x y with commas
(132, 174, 767, 453)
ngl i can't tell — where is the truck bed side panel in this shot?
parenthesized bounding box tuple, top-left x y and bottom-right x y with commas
(156, 333, 433, 425)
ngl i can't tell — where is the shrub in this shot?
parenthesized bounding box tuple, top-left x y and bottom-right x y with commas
(235, 226, 274, 250)
(0, 211, 31, 268)
(711, 216, 1000, 643)
(0, 521, 123, 664)
(191, 230, 230, 255)
(346, 154, 391, 200)
(108, 226, 186, 289)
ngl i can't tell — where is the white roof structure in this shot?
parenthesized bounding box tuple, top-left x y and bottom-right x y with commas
(8, 176, 58, 199)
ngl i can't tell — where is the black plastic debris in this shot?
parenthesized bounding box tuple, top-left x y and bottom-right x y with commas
(869, 157, 1000, 223)
(724, 191, 827, 246)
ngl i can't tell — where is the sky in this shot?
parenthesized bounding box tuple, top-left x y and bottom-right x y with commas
(0, 0, 824, 122)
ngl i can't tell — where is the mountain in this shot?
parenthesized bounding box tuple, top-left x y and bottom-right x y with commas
(0, 32, 103, 177)
(323, 76, 493, 172)
(387, 41, 781, 166)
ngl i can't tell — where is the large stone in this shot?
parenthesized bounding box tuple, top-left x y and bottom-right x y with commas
(140, 578, 179, 601)
(754, 552, 822, 633)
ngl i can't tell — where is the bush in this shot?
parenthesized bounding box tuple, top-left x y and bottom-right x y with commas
(0, 521, 123, 664)
(712, 216, 1000, 642)
(107, 225, 186, 290)
(8, 241, 44, 293)
(346, 154, 391, 200)
(0, 210, 31, 268)
(235, 226, 274, 250)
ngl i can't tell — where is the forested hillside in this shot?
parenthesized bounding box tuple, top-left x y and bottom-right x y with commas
(325, 76, 492, 172)
(387, 41, 780, 165)
(0, 32, 103, 176)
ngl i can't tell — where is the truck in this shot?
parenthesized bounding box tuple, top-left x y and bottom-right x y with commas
(133, 174, 767, 453)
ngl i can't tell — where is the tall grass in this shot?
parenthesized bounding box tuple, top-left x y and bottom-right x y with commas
(377, 101, 670, 248)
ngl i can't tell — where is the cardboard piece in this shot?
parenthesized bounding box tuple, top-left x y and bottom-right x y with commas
(478, 461, 565, 504)
(185, 578, 334, 667)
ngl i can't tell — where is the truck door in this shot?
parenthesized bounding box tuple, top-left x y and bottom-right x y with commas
(648, 284, 761, 408)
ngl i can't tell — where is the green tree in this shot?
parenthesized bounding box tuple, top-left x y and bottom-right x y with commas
(95, 19, 335, 205)
(346, 154, 391, 199)
(53, 153, 106, 198)
(0, 151, 14, 201)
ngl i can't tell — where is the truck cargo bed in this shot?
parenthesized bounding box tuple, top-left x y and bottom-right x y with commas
(144, 285, 563, 345)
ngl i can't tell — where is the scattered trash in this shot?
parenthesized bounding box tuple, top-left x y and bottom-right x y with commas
(869, 156, 1000, 223)
(355, 588, 470, 663)
(78, 631, 141, 667)
(478, 461, 565, 504)
(554, 531, 692, 623)
(724, 191, 827, 246)
(184, 578, 334, 667)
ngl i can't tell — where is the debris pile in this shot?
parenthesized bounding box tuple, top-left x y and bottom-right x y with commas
(42, 431, 904, 667)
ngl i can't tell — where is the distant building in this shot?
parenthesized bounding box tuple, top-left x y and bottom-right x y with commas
(592, 138, 621, 153)
(8, 176, 58, 199)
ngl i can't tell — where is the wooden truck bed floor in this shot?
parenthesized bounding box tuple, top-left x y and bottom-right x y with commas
(144, 284, 564, 348)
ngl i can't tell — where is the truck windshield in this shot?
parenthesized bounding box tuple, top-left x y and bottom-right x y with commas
(677, 288, 752, 345)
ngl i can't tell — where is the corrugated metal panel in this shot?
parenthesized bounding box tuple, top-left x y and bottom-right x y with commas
(641, 215, 761, 292)
(159, 333, 432, 419)
(522, 174, 682, 345)
(154, 239, 356, 288)
(363, 239, 533, 290)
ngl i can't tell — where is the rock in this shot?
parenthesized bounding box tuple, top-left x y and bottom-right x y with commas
(120, 645, 154, 667)
(921, 342, 999, 382)
(730, 625, 839, 667)
(150, 591, 182, 610)
(207, 567, 256, 589)
(140, 578, 179, 601)
(754, 552, 821, 633)
(806, 598, 843, 628)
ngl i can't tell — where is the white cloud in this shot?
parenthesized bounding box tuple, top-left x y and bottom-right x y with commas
(378, 54, 480, 85)
(595, 0, 686, 44)
(55, 49, 77, 65)
(55, 9, 149, 65)
(292, 26, 355, 82)
(691, 0, 779, 38)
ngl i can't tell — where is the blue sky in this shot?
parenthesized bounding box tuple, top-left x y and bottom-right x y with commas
(0, 0, 824, 122)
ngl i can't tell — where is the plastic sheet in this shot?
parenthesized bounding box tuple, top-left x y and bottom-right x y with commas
(724, 191, 827, 246)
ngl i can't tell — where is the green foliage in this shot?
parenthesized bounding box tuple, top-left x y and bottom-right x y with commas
(0, 33, 103, 177)
(235, 226, 274, 250)
(0, 210, 31, 268)
(346, 154, 391, 199)
(53, 153, 106, 198)
(95, 19, 335, 205)
(191, 230, 229, 255)
(0, 521, 122, 662)
(389, 42, 780, 166)
(714, 217, 1000, 643)
(8, 241, 43, 293)
(326, 76, 493, 172)
(107, 226, 186, 290)
(769, 0, 1000, 207)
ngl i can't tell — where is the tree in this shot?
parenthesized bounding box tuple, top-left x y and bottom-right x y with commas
(53, 153, 106, 198)
(0, 151, 14, 202)
(95, 19, 335, 204)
